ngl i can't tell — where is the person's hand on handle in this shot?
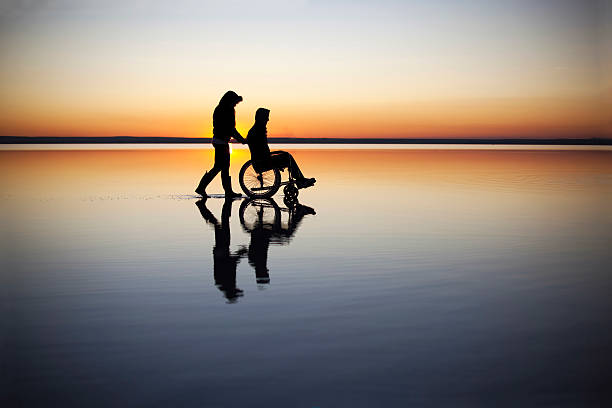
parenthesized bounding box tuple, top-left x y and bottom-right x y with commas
(233, 129, 247, 144)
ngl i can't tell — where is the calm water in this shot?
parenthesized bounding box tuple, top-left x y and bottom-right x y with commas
(2, 145, 611, 407)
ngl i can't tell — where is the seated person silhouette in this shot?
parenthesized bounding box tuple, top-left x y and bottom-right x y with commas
(241, 197, 316, 286)
(247, 108, 316, 189)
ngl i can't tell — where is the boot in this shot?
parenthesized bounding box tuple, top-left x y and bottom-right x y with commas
(195, 199, 217, 224)
(222, 175, 242, 199)
(195, 171, 215, 196)
(296, 177, 316, 189)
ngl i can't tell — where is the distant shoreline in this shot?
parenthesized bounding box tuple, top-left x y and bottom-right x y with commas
(0, 136, 610, 145)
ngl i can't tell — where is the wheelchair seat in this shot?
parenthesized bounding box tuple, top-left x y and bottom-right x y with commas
(252, 159, 285, 174)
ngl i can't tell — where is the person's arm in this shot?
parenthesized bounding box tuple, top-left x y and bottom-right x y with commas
(232, 128, 247, 144)
(228, 109, 246, 144)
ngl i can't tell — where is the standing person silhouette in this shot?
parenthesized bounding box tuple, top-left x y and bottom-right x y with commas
(195, 198, 247, 303)
(195, 91, 246, 198)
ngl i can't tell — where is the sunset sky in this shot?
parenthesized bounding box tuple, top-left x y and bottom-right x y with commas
(0, 0, 610, 139)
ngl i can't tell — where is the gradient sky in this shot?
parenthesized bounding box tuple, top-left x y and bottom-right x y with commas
(0, 0, 609, 138)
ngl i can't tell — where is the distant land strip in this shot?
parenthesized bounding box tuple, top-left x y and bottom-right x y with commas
(1, 136, 610, 145)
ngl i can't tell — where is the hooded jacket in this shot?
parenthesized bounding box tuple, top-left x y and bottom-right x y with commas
(247, 108, 271, 162)
(212, 91, 245, 145)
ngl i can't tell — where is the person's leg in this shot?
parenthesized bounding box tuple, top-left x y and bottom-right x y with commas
(269, 151, 304, 180)
(221, 197, 233, 228)
(218, 145, 241, 198)
(195, 145, 224, 195)
(285, 152, 305, 180)
(267, 152, 286, 169)
(195, 199, 219, 225)
(268, 150, 315, 189)
(281, 151, 316, 188)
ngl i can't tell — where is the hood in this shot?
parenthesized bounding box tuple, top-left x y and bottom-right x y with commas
(255, 107, 270, 123)
(219, 90, 243, 106)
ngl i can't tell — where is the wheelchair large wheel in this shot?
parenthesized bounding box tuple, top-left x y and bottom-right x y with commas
(239, 160, 281, 198)
(239, 198, 281, 232)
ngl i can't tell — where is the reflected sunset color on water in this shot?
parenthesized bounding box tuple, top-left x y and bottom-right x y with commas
(2, 145, 611, 407)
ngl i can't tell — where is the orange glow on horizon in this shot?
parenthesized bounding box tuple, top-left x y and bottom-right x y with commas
(0, 1, 609, 140)
(0, 95, 607, 139)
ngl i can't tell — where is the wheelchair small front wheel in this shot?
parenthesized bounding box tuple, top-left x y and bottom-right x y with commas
(283, 183, 299, 202)
(239, 160, 281, 198)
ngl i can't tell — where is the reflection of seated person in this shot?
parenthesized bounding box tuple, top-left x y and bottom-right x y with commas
(247, 108, 316, 189)
(196, 199, 247, 303)
(248, 227, 271, 284)
(242, 198, 316, 285)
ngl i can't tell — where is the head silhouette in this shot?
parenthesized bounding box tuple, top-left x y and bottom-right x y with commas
(255, 108, 270, 123)
(219, 90, 243, 106)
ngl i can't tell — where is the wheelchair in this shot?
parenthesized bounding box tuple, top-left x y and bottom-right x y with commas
(239, 197, 316, 239)
(238, 159, 300, 204)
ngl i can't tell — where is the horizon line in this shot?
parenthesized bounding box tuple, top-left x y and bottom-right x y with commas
(1, 136, 610, 146)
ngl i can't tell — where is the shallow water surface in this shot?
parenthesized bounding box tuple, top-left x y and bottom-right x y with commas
(2, 146, 611, 407)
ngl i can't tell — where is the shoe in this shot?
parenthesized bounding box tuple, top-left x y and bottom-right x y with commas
(195, 171, 215, 196)
(296, 177, 316, 189)
(226, 191, 242, 199)
(297, 204, 316, 215)
(222, 175, 242, 199)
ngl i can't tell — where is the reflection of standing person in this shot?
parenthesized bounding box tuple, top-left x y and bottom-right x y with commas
(196, 199, 247, 303)
(195, 91, 246, 198)
(247, 108, 315, 189)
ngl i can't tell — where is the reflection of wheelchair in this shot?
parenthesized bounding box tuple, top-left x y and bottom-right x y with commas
(239, 197, 316, 240)
(238, 159, 299, 203)
(239, 198, 282, 233)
